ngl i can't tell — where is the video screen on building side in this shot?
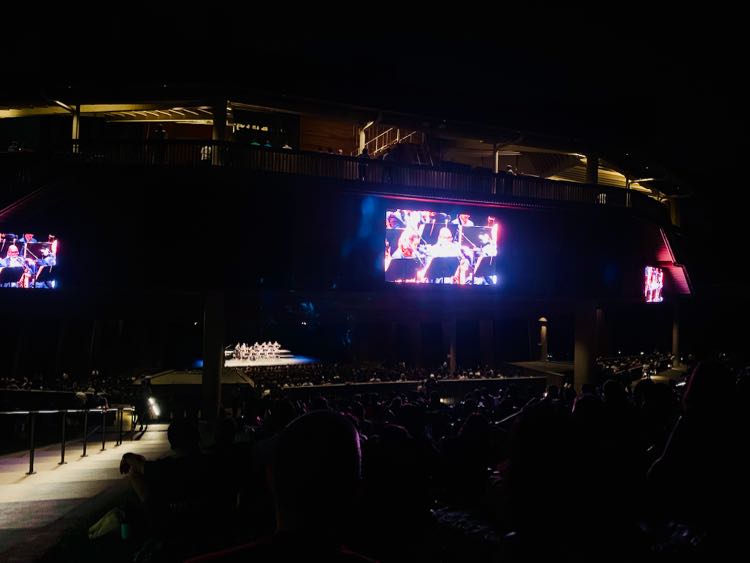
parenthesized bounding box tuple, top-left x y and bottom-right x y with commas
(644, 266, 664, 303)
(385, 209, 498, 285)
(0, 232, 59, 289)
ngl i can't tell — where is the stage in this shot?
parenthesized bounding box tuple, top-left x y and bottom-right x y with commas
(224, 354, 314, 368)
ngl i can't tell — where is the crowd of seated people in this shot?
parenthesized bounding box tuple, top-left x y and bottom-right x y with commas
(240, 362, 520, 390)
(70, 355, 750, 561)
(596, 350, 677, 386)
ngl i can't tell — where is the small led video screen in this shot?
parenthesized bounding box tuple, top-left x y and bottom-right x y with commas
(0, 233, 59, 289)
(385, 209, 498, 285)
(644, 266, 664, 303)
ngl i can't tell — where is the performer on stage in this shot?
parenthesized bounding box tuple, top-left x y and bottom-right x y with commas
(451, 213, 474, 227)
(0, 244, 25, 268)
(392, 229, 424, 260)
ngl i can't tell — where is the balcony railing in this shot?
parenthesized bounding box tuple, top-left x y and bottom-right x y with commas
(0, 406, 135, 475)
(3, 141, 668, 219)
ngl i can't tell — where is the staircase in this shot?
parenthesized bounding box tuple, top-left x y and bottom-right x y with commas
(358, 125, 431, 164)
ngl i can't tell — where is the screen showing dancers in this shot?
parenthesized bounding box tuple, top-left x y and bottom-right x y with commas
(0, 232, 59, 289)
(385, 209, 499, 285)
(644, 266, 664, 303)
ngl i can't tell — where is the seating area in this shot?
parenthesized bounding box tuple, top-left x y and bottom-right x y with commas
(17, 357, 746, 561)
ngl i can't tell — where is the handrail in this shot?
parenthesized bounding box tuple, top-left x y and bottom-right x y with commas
(4, 140, 669, 220)
(0, 406, 135, 475)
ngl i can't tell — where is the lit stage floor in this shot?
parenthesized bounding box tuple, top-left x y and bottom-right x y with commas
(224, 355, 316, 368)
(0, 424, 171, 561)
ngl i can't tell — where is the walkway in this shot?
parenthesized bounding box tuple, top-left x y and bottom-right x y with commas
(0, 424, 171, 562)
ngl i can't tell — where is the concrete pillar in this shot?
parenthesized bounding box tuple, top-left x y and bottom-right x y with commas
(72, 104, 80, 153)
(202, 293, 225, 421)
(54, 320, 67, 377)
(409, 321, 422, 368)
(358, 127, 366, 154)
(480, 319, 494, 368)
(538, 317, 548, 361)
(625, 178, 632, 208)
(443, 319, 457, 374)
(88, 319, 100, 374)
(574, 302, 597, 390)
(71, 104, 80, 140)
(212, 100, 227, 166)
(595, 307, 607, 358)
(212, 100, 227, 141)
(11, 327, 26, 379)
(387, 322, 397, 364)
(586, 153, 599, 185)
(672, 303, 680, 366)
(669, 197, 681, 228)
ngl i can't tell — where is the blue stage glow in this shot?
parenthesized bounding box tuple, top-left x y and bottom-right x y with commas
(291, 355, 317, 364)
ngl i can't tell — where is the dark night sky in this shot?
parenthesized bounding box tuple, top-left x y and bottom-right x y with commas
(6, 14, 746, 291)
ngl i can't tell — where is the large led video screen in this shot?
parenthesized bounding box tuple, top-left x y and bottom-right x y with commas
(644, 266, 664, 303)
(0, 232, 59, 289)
(385, 209, 498, 285)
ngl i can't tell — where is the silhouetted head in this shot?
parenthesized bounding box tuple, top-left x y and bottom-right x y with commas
(272, 411, 361, 534)
(167, 420, 200, 455)
(397, 403, 426, 439)
(215, 417, 236, 449)
(459, 412, 490, 443)
(683, 360, 735, 416)
(602, 379, 628, 404)
(310, 395, 329, 411)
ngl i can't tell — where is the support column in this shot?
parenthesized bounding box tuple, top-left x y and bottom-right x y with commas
(202, 293, 225, 421)
(212, 100, 227, 141)
(586, 153, 599, 185)
(595, 307, 607, 357)
(538, 317, 549, 361)
(54, 320, 67, 378)
(387, 322, 397, 364)
(88, 320, 100, 376)
(11, 325, 26, 379)
(212, 100, 227, 166)
(480, 319, 494, 368)
(442, 319, 457, 374)
(409, 321, 422, 368)
(358, 127, 366, 154)
(71, 104, 80, 152)
(574, 302, 597, 390)
(625, 178, 632, 208)
(672, 302, 680, 367)
(669, 197, 681, 228)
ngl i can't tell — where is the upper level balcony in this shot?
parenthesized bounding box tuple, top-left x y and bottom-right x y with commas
(1, 139, 670, 225)
(0, 94, 677, 226)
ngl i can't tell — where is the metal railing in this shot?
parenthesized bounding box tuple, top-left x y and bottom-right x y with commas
(1, 140, 669, 221)
(0, 406, 135, 475)
(358, 126, 424, 157)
